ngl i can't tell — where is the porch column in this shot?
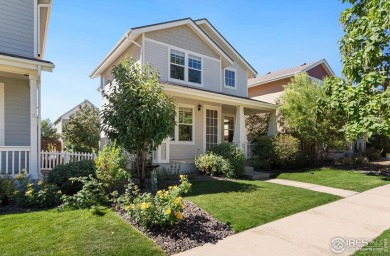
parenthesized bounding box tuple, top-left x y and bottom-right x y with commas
(232, 105, 248, 151)
(29, 75, 39, 179)
(267, 110, 278, 136)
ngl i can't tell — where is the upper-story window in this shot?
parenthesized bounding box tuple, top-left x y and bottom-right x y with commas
(169, 49, 202, 86)
(224, 68, 236, 88)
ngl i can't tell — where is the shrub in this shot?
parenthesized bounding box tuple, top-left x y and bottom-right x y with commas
(13, 171, 61, 208)
(251, 136, 274, 168)
(58, 175, 108, 210)
(272, 134, 300, 168)
(95, 143, 129, 192)
(195, 153, 230, 176)
(0, 175, 15, 206)
(208, 143, 245, 178)
(47, 160, 96, 195)
(117, 175, 191, 229)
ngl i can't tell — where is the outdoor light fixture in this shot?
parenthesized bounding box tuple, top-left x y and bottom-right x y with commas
(198, 104, 202, 111)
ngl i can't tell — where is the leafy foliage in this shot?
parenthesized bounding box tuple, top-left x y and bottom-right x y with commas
(58, 175, 108, 210)
(95, 142, 129, 192)
(208, 143, 245, 178)
(100, 58, 176, 187)
(195, 152, 230, 176)
(245, 113, 270, 142)
(13, 171, 61, 208)
(0, 175, 15, 206)
(41, 119, 59, 141)
(62, 105, 100, 153)
(47, 160, 96, 195)
(117, 175, 191, 229)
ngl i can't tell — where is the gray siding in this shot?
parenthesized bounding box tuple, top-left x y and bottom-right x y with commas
(144, 39, 222, 93)
(0, 0, 34, 58)
(145, 25, 219, 59)
(2, 77, 30, 146)
(222, 62, 248, 97)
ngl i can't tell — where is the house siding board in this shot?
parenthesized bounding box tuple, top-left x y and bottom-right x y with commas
(144, 39, 169, 81)
(0, 0, 34, 58)
(202, 58, 220, 93)
(1, 77, 30, 146)
(145, 25, 219, 59)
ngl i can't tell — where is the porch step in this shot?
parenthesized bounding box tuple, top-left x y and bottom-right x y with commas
(244, 169, 273, 180)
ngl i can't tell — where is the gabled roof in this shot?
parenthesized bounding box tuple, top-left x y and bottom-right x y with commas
(248, 59, 335, 87)
(54, 99, 98, 125)
(90, 18, 236, 78)
(194, 18, 257, 77)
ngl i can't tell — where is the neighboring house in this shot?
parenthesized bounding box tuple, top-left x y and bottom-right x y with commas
(0, 0, 54, 178)
(90, 18, 277, 171)
(54, 99, 97, 149)
(248, 59, 335, 104)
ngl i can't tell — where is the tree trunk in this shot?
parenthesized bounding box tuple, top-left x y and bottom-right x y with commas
(137, 150, 147, 189)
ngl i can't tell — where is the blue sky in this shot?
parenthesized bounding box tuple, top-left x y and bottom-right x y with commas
(42, 0, 348, 121)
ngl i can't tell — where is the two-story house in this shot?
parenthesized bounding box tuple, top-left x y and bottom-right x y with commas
(90, 18, 277, 171)
(0, 0, 54, 178)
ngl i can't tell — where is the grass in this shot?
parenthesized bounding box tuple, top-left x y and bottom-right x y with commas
(0, 208, 164, 256)
(354, 229, 390, 255)
(186, 179, 340, 232)
(277, 167, 390, 192)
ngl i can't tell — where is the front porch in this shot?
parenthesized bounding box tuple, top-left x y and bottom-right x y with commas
(152, 83, 277, 171)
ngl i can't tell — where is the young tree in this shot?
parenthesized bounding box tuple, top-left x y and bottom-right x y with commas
(323, 0, 390, 140)
(245, 113, 270, 142)
(41, 119, 59, 141)
(100, 58, 176, 188)
(62, 105, 100, 153)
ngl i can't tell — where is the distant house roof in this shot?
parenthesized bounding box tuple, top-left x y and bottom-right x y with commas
(54, 99, 98, 125)
(248, 59, 335, 87)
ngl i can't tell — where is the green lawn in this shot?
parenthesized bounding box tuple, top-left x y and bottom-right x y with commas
(354, 229, 390, 255)
(186, 179, 340, 232)
(277, 168, 390, 192)
(0, 209, 164, 256)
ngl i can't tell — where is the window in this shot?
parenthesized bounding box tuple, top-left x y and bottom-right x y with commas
(188, 55, 201, 84)
(206, 109, 218, 150)
(178, 107, 193, 142)
(170, 50, 185, 80)
(169, 49, 202, 85)
(224, 116, 234, 143)
(224, 69, 236, 88)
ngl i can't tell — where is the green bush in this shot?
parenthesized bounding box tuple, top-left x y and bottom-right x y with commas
(118, 175, 191, 229)
(58, 175, 108, 210)
(208, 143, 245, 178)
(195, 153, 230, 176)
(0, 175, 15, 206)
(13, 171, 61, 208)
(251, 134, 300, 169)
(47, 160, 96, 195)
(95, 143, 129, 192)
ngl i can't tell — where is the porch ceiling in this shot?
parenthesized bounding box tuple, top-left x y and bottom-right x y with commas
(162, 83, 277, 112)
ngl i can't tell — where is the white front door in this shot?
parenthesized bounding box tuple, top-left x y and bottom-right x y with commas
(204, 105, 221, 151)
(152, 138, 170, 164)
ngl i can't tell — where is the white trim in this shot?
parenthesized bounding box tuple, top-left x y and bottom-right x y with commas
(33, 0, 38, 58)
(219, 57, 222, 92)
(203, 104, 222, 152)
(170, 103, 195, 145)
(195, 19, 257, 77)
(223, 67, 237, 90)
(168, 46, 204, 87)
(0, 83, 4, 146)
(141, 33, 145, 65)
(0, 55, 54, 72)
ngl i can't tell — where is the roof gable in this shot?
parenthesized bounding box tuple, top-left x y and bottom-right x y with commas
(54, 100, 97, 125)
(248, 59, 335, 87)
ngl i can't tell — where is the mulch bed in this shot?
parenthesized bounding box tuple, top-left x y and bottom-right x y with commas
(118, 200, 234, 255)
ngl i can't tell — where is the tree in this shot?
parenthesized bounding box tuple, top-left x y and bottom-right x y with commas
(278, 73, 344, 160)
(100, 58, 176, 188)
(41, 119, 59, 141)
(323, 0, 390, 140)
(245, 113, 270, 142)
(62, 105, 100, 153)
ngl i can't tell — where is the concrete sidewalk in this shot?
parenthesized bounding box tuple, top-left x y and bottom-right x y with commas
(176, 184, 390, 256)
(266, 179, 359, 197)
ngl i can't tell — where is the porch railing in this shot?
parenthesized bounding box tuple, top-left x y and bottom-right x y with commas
(41, 151, 96, 171)
(0, 146, 30, 175)
(233, 143, 253, 159)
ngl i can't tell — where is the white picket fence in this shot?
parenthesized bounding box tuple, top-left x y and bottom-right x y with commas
(40, 151, 96, 171)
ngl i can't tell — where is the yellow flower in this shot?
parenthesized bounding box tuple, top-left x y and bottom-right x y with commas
(156, 190, 164, 198)
(15, 174, 22, 179)
(175, 212, 183, 220)
(38, 180, 43, 186)
(27, 183, 33, 188)
(14, 190, 19, 195)
(56, 190, 62, 195)
(25, 190, 33, 197)
(179, 175, 184, 179)
(175, 197, 183, 205)
(140, 202, 150, 210)
(165, 209, 171, 215)
(181, 203, 185, 209)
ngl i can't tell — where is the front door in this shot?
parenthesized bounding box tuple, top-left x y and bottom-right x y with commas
(205, 107, 220, 151)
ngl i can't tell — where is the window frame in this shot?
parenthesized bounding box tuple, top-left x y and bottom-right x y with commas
(169, 49, 185, 81)
(171, 103, 195, 145)
(168, 47, 203, 87)
(223, 114, 235, 143)
(223, 67, 237, 89)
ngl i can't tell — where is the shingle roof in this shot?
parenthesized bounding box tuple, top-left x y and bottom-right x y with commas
(248, 60, 323, 87)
